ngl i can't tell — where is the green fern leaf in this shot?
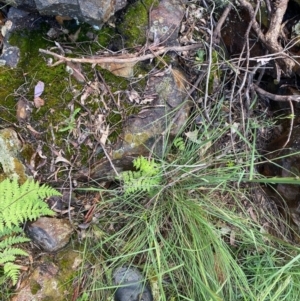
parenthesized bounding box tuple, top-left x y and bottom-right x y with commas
(0, 236, 30, 250)
(4, 262, 21, 285)
(0, 247, 28, 262)
(120, 156, 162, 196)
(0, 178, 60, 285)
(0, 178, 58, 232)
(0, 226, 23, 238)
(173, 137, 185, 151)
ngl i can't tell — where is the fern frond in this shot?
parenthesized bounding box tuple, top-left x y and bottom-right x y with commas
(0, 178, 59, 232)
(133, 156, 160, 176)
(0, 225, 23, 238)
(120, 156, 162, 196)
(173, 137, 185, 151)
(0, 236, 30, 250)
(3, 262, 21, 285)
(0, 247, 28, 262)
(0, 178, 60, 285)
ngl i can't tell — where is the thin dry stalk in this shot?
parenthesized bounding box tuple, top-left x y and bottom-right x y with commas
(39, 44, 202, 66)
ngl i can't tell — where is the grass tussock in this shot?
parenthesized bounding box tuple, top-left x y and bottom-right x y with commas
(76, 106, 300, 301)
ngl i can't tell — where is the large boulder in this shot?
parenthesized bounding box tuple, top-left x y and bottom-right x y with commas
(0, 0, 127, 27)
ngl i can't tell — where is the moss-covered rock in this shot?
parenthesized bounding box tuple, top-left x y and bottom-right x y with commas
(117, 0, 158, 48)
(0, 128, 29, 183)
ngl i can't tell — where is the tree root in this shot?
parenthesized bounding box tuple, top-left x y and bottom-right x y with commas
(238, 0, 294, 75)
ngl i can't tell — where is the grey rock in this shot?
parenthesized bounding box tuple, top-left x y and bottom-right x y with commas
(26, 217, 73, 252)
(3, 0, 37, 11)
(149, 0, 185, 46)
(7, 6, 31, 20)
(0, 46, 20, 67)
(35, 0, 80, 18)
(113, 266, 153, 301)
(1, 0, 128, 27)
(82, 68, 191, 181)
(78, 0, 114, 26)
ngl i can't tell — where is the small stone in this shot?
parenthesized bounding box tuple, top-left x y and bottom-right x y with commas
(113, 266, 153, 301)
(26, 217, 73, 252)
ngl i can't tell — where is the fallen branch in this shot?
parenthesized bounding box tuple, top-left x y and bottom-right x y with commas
(39, 44, 202, 67)
(253, 84, 300, 102)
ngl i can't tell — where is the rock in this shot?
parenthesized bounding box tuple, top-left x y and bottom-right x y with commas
(113, 68, 189, 159)
(11, 246, 83, 301)
(1, 0, 128, 27)
(0, 8, 39, 67)
(11, 262, 60, 301)
(83, 67, 191, 181)
(113, 266, 153, 301)
(26, 217, 73, 252)
(0, 128, 29, 182)
(149, 0, 185, 46)
(0, 46, 20, 68)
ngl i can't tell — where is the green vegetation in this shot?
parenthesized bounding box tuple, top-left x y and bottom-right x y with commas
(117, 0, 158, 48)
(2, 1, 300, 300)
(0, 178, 60, 285)
(58, 107, 81, 133)
(76, 105, 300, 300)
(118, 156, 162, 195)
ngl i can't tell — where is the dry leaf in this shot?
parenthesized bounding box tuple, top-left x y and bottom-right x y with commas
(140, 98, 154, 105)
(80, 84, 97, 104)
(26, 124, 42, 136)
(185, 129, 201, 144)
(55, 15, 73, 25)
(98, 61, 136, 78)
(16, 97, 32, 122)
(55, 155, 72, 165)
(100, 125, 110, 146)
(34, 96, 45, 108)
(126, 89, 140, 103)
(69, 27, 81, 42)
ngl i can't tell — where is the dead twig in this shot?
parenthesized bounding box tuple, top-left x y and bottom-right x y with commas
(253, 84, 300, 102)
(39, 44, 202, 66)
(212, 4, 232, 44)
(238, 0, 294, 74)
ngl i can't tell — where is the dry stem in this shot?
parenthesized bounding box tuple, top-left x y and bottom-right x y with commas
(39, 44, 202, 66)
(238, 0, 294, 74)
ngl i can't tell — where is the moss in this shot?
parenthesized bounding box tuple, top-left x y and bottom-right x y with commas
(20, 144, 35, 163)
(54, 244, 84, 298)
(96, 26, 117, 48)
(30, 280, 42, 295)
(11, 157, 28, 183)
(118, 0, 159, 48)
(0, 14, 151, 180)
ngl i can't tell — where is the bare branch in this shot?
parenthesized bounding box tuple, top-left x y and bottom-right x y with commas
(39, 44, 203, 66)
(253, 84, 300, 102)
(238, 0, 294, 74)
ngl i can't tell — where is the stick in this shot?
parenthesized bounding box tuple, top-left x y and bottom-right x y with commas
(253, 84, 300, 102)
(39, 44, 203, 66)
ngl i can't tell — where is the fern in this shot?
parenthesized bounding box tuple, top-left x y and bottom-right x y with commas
(3, 262, 22, 286)
(119, 156, 162, 195)
(0, 178, 61, 285)
(173, 137, 185, 151)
